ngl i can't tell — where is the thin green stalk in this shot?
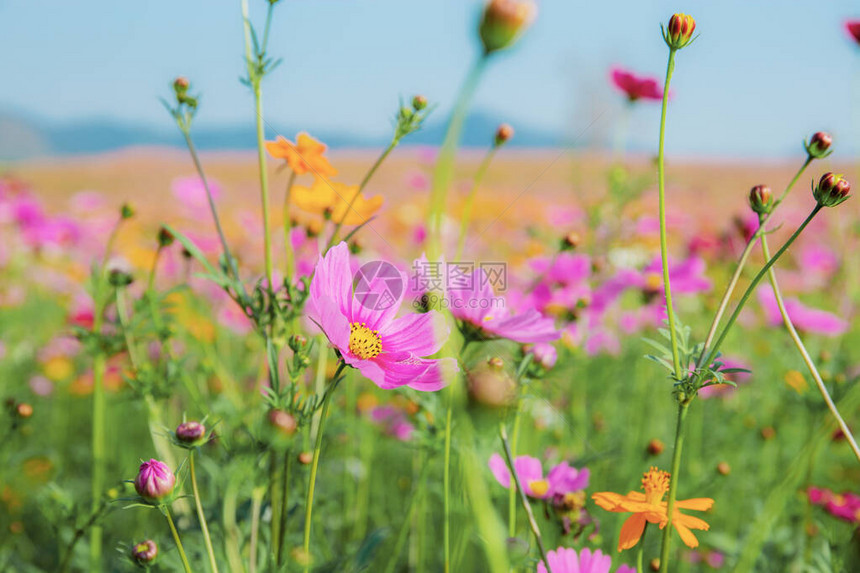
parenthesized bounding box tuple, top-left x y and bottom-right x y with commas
(443, 388, 454, 573)
(89, 349, 106, 569)
(249, 487, 264, 573)
(456, 146, 498, 260)
(382, 463, 431, 573)
(269, 452, 282, 566)
(181, 129, 241, 283)
(658, 401, 689, 572)
(277, 452, 291, 565)
(656, 48, 683, 380)
(507, 355, 533, 541)
(223, 472, 246, 573)
(327, 139, 398, 249)
(166, 508, 193, 573)
(702, 206, 822, 369)
(760, 234, 860, 461)
(696, 157, 812, 367)
(499, 424, 551, 573)
(147, 245, 163, 292)
(636, 524, 648, 573)
(283, 170, 297, 280)
(303, 362, 347, 573)
(427, 56, 488, 259)
(190, 451, 220, 573)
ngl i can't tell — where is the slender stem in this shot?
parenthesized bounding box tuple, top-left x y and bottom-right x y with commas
(696, 157, 812, 367)
(327, 139, 398, 249)
(427, 56, 488, 259)
(89, 352, 106, 569)
(147, 245, 163, 292)
(190, 451, 220, 573)
(760, 234, 860, 462)
(59, 499, 109, 573)
(507, 355, 533, 540)
(249, 488, 264, 573)
(456, 146, 498, 260)
(181, 129, 240, 282)
(283, 170, 297, 280)
(499, 424, 551, 573)
(303, 362, 346, 572)
(166, 508, 193, 573)
(223, 473, 245, 573)
(277, 451, 291, 565)
(383, 463, 431, 573)
(702, 206, 822, 369)
(656, 48, 683, 380)
(636, 524, 648, 573)
(658, 401, 689, 572)
(443, 389, 454, 573)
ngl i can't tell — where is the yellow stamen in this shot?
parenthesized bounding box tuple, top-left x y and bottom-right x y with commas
(641, 467, 670, 505)
(349, 322, 382, 360)
(528, 479, 549, 497)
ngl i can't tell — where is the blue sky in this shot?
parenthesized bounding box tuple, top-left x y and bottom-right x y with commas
(2, 0, 860, 158)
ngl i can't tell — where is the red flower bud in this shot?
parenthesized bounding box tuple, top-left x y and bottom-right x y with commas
(175, 421, 207, 447)
(665, 13, 696, 50)
(805, 131, 833, 159)
(494, 123, 514, 146)
(131, 539, 158, 565)
(479, 0, 537, 55)
(412, 95, 428, 111)
(814, 172, 851, 207)
(748, 184, 773, 215)
(134, 459, 176, 503)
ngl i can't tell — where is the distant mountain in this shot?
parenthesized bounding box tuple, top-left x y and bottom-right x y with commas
(0, 110, 566, 159)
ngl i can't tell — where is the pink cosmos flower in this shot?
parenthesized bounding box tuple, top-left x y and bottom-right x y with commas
(757, 288, 848, 337)
(639, 256, 712, 296)
(171, 176, 222, 213)
(610, 67, 664, 102)
(846, 20, 860, 45)
(307, 243, 457, 391)
(134, 459, 176, 503)
(808, 486, 860, 524)
(524, 342, 558, 369)
(369, 405, 415, 441)
(449, 268, 559, 343)
(538, 546, 635, 573)
(488, 454, 589, 499)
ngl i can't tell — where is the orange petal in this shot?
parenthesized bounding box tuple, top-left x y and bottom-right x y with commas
(618, 513, 647, 551)
(674, 497, 714, 511)
(673, 520, 700, 548)
(673, 512, 710, 531)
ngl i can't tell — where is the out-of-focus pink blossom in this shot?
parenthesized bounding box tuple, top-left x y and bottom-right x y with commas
(172, 176, 222, 213)
(610, 67, 664, 102)
(369, 405, 415, 441)
(757, 288, 848, 336)
(808, 486, 860, 524)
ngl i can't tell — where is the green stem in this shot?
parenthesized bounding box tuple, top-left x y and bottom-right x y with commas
(166, 508, 193, 573)
(656, 48, 683, 380)
(147, 245, 163, 292)
(382, 463, 431, 573)
(702, 206, 822, 369)
(658, 401, 689, 573)
(223, 472, 246, 573)
(277, 451, 291, 565)
(456, 146, 498, 260)
(760, 234, 860, 461)
(190, 451, 220, 573)
(443, 387, 454, 573)
(427, 56, 488, 259)
(696, 157, 812, 367)
(507, 355, 532, 541)
(89, 352, 106, 570)
(249, 487, 264, 573)
(303, 362, 346, 573)
(327, 138, 398, 249)
(636, 524, 647, 573)
(499, 424, 551, 573)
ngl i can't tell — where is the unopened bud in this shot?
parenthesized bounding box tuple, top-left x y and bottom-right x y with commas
(805, 131, 833, 159)
(175, 421, 207, 447)
(561, 231, 581, 250)
(288, 334, 308, 353)
(134, 459, 176, 503)
(16, 403, 33, 418)
(157, 226, 175, 248)
(664, 13, 696, 50)
(716, 461, 731, 476)
(131, 539, 158, 565)
(748, 184, 773, 215)
(647, 438, 664, 456)
(479, 0, 537, 55)
(109, 268, 134, 288)
(298, 451, 313, 465)
(487, 356, 505, 370)
(120, 203, 135, 219)
(494, 123, 514, 146)
(173, 77, 190, 93)
(412, 95, 428, 111)
(761, 426, 776, 441)
(649, 558, 661, 572)
(268, 409, 298, 436)
(813, 172, 851, 207)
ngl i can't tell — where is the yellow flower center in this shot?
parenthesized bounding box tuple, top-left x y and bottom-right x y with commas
(644, 272, 662, 292)
(641, 467, 670, 505)
(349, 323, 382, 360)
(528, 479, 549, 497)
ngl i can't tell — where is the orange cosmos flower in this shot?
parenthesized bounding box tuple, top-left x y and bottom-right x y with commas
(592, 467, 713, 551)
(291, 177, 382, 225)
(265, 132, 338, 177)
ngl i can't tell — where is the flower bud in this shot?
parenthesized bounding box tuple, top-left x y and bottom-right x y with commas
(157, 226, 175, 248)
(805, 131, 832, 159)
(716, 461, 731, 476)
(131, 539, 158, 566)
(298, 451, 313, 465)
(175, 421, 207, 447)
(173, 77, 190, 94)
(813, 172, 851, 207)
(479, 0, 537, 55)
(109, 268, 134, 288)
(134, 459, 176, 503)
(650, 558, 661, 572)
(760, 426, 776, 441)
(560, 231, 581, 251)
(468, 358, 515, 407)
(494, 123, 514, 146)
(748, 184, 773, 215)
(412, 95, 428, 111)
(268, 409, 298, 436)
(121, 203, 135, 219)
(664, 13, 696, 50)
(16, 403, 33, 418)
(647, 438, 664, 456)
(288, 334, 308, 353)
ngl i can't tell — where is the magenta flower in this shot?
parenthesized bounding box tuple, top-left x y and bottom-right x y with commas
(546, 461, 590, 496)
(369, 405, 415, 442)
(846, 20, 860, 45)
(175, 421, 207, 447)
(524, 342, 558, 369)
(131, 539, 159, 565)
(610, 66, 664, 102)
(808, 486, 860, 524)
(757, 288, 848, 337)
(307, 243, 457, 391)
(171, 175, 222, 213)
(538, 546, 635, 573)
(488, 454, 589, 499)
(134, 459, 176, 503)
(449, 268, 559, 343)
(639, 256, 712, 296)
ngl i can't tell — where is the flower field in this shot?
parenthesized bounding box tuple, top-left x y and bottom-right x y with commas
(2, 2, 860, 572)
